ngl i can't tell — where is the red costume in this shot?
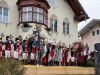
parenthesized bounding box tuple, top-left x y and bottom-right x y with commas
(32, 46, 36, 53)
(0, 38, 3, 60)
(80, 48, 84, 62)
(62, 49, 65, 62)
(50, 46, 54, 58)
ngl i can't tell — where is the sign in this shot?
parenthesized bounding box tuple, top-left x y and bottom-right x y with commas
(33, 31, 40, 46)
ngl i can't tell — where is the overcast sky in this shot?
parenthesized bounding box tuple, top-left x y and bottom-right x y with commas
(78, 0, 100, 31)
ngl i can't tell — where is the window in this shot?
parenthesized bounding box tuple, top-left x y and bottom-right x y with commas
(63, 23, 69, 34)
(92, 31, 95, 36)
(0, 7, 8, 23)
(22, 7, 32, 22)
(46, 0, 55, 6)
(50, 19, 57, 32)
(96, 30, 99, 35)
(20, 6, 47, 25)
(33, 7, 43, 23)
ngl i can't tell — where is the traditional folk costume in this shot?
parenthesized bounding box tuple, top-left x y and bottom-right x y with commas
(62, 47, 66, 66)
(0, 38, 4, 60)
(58, 46, 62, 66)
(70, 47, 76, 66)
(54, 42, 59, 66)
(80, 48, 84, 62)
(42, 39, 49, 66)
(13, 38, 21, 60)
(30, 46, 36, 65)
(65, 48, 69, 66)
(48, 40, 54, 66)
(22, 40, 29, 64)
(4, 36, 13, 59)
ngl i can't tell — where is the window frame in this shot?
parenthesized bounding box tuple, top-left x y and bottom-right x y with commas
(19, 6, 48, 26)
(96, 30, 99, 35)
(50, 19, 57, 32)
(63, 23, 69, 34)
(0, 7, 9, 23)
(92, 31, 95, 36)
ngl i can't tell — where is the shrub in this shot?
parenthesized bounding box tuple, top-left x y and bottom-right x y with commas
(87, 61, 94, 67)
(0, 58, 26, 75)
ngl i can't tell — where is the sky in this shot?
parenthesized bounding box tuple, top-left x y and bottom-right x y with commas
(78, 0, 100, 31)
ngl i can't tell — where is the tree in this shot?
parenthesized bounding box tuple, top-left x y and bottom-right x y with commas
(0, 58, 26, 75)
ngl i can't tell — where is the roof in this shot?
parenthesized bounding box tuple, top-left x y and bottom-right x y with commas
(66, 0, 89, 22)
(78, 19, 100, 37)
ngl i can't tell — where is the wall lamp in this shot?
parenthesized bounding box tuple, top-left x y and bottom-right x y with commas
(10, 34, 13, 39)
(0, 33, 5, 38)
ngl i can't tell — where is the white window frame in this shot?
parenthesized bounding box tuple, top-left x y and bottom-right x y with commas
(33, 7, 43, 23)
(96, 29, 100, 35)
(92, 31, 95, 36)
(63, 23, 69, 34)
(50, 19, 57, 32)
(46, 0, 55, 6)
(0, 7, 9, 23)
(22, 7, 32, 22)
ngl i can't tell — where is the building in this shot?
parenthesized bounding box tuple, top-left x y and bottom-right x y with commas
(0, 0, 89, 46)
(78, 19, 100, 52)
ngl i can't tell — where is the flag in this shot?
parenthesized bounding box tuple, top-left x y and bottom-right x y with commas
(80, 48, 84, 62)
(33, 31, 40, 46)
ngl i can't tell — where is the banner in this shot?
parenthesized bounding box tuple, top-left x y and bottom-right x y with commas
(33, 31, 40, 46)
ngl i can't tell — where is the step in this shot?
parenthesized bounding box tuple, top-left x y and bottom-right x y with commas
(25, 65, 94, 75)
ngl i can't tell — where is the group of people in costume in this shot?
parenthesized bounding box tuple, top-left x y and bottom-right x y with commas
(0, 31, 90, 67)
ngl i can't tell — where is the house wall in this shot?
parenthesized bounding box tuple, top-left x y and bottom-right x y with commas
(81, 23, 100, 52)
(0, 0, 18, 42)
(47, 0, 78, 46)
(0, 0, 78, 47)
(18, 0, 78, 46)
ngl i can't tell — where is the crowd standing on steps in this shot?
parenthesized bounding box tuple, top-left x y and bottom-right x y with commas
(0, 34, 91, 67)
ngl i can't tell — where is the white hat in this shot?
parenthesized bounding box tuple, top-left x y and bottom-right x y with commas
(56, 41, 59, 44)
(8, 38, 10, 40)
(17, 40, 20, 42)
(44, 38, 48, 42)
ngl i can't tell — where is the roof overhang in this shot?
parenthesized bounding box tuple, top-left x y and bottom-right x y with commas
(66, 0, 89, 22)
(78, 19, 100, 37)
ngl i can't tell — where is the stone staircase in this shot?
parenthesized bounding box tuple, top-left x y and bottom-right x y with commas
(25, 65, 94, 75)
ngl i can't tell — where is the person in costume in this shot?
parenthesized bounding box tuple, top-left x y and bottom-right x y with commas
(58, 44, 62, 66)
(70, 47, 76, 66)
(62, 46, 66, 66)
(54, 41, 59, 66)
(37, 39, 44, 66)
(80, 46, 84, 63)
(0, 38, 4, 60)
(83, 43, 90, 67)
(42, 38, 48, 66)
(4, 36, 13, 59)
(64, 46, 69, 66)
(48, 40, 54, 66)
(22, 40, 30, 64)
(13, 38, 21, 60)
(30, 45, 36, 65)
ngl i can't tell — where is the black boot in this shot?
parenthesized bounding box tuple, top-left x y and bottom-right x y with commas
(22, 59, 25, 64)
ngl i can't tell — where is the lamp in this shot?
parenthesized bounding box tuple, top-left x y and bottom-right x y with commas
(0, 33, 5, 38)
(38, 2, 41, 6)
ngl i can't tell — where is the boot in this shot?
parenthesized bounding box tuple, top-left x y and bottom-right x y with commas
(31, 60, 32, 65)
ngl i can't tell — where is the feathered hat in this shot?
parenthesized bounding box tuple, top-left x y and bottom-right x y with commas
(6, 36, 10, 41)
(15, 38, 19, 42)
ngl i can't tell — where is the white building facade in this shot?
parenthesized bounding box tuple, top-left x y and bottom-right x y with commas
(0, 0, 89, 46)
